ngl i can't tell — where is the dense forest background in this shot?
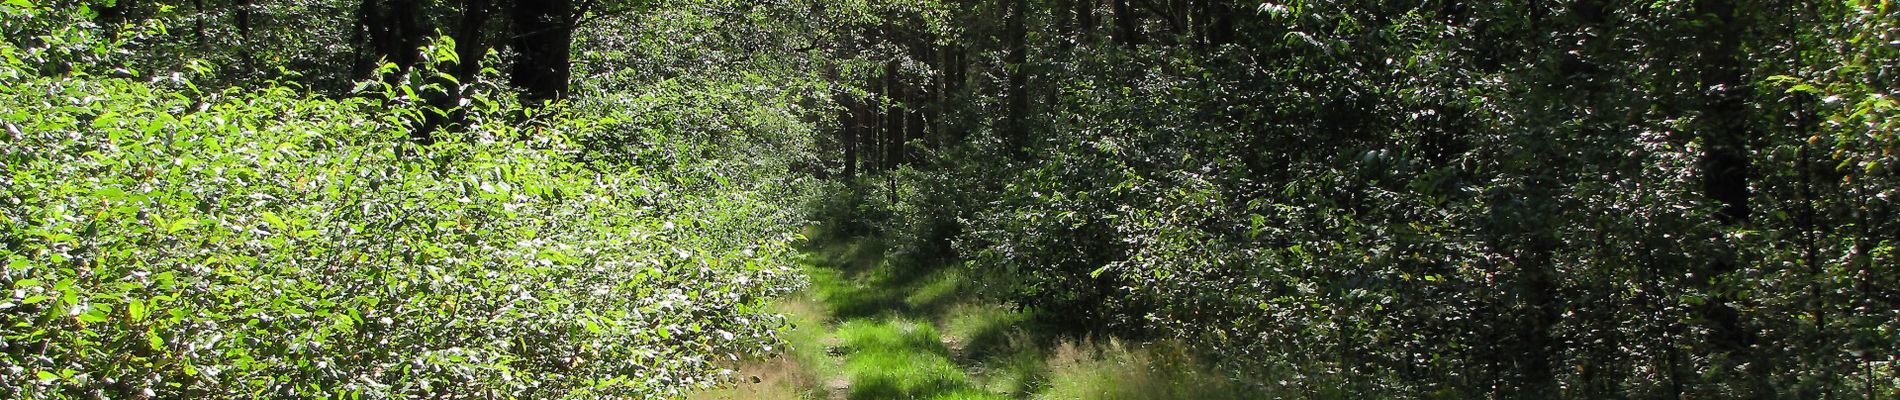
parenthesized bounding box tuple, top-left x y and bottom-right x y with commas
(2, 0, 1897, 398)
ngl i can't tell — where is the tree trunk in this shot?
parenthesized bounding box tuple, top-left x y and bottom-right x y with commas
(235, 0, 252, 38)
(862, 74, 882, 173)
(1075, 0, 1095, 40)
(357, 0, 427, 78)
(453, 0, 491, 83)
(353, 0, 375, 78)
(95, 0, 129, 29)
(1111, 0, 1141, 47)
(236, 0, 254, 69)
(193, 0, 206, 44)
(841, 90, 860, 179)
(1698, 0, 1751, 226)
(904, 72, 924, 163)
(415, 0, 492, 143)
(511, 0, 573, 104)
(884, 59, 904, 169)
(1004, 0, 1030, 159)
(1206, 0, 1233, 46)
(1695, 0, 1772, 396)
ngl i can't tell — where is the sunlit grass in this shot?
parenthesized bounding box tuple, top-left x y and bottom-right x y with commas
(1035, 340, 1264, 400)
(697, 237, 1273, 399)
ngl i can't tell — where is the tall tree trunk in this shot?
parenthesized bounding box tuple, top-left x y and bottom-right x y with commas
(235, 0, 252, 38)
(353, 0, 375, 78)
(904, 72, 924, 163)
(193, 0, 206, 44)
(1206, 0, 1233, 46)
(841, 90, 860, 179)
(1075, 0, 1095, 40)
(511, 0, 573, 104)
(415, 0, 492, 143)
(95, 0, 129, 29)
(862, 74, 882, 173)
(925, 43, 943, 150)
(453, 0, 490, 83)
(392, 0, 423, 69)
(1698, 0, 1751, 225)
(1004, 0, 1030, 159)
(236, 0, 254, 69)
(1111, 0, 1140, 47)
(884, 59, 903, 170)
(359, 0, 427, 78)
(1696, 0, 1770, 396)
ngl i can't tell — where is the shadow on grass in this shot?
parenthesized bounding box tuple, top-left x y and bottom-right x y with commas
(835, 319, 1008, 400)
(783, 235, 1278, 400)
(805, 238, 973, 321)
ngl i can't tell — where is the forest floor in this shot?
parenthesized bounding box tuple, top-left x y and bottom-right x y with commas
(690, 237, 1260, 400)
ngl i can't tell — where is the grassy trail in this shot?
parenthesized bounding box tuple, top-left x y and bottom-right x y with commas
(693, 238, 1259, 400)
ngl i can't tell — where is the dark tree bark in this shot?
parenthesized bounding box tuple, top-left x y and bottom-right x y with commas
(1205, 0, 1233, 46)
(511, 0, 573, 104)
(235, 0, 252, 38)
(236, 0, 254, 68)
(452, 0, 491, 83)
(925, 43, 943, 150)
(841, 90, 860, 179)
(905, 64, 927, 161)
(95, 0, 129, 28)
(193, 0, 206, 43)
(353, 0, 375, 78)
(884, 59, 904, 169)
(415, 0, 493, 143)
(861, 75, 882, 173)
(1698, 0, 1752, 226)
(392, 0, 424, 70)
(1004, 0, 1031, 159)
(1694, 0, 1773, 397)
(1111, 0, 1141, 46)
(355, 0, 428, 79)
(1075, 0, 1095, 40)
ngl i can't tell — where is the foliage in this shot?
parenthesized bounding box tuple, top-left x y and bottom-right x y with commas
(0, 4, 808, 398)
(841, 0, 1900, 398)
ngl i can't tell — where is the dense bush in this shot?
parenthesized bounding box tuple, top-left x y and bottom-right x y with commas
(0, 4, 806, 398)
(845, 0, 1899, 397)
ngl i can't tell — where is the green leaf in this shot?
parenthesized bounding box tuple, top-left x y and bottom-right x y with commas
(20, 295, 50, 305)
(78, 306, 111, 323)
(35, 370, 56, 382)
(168, 217, 198, 234)
(262, 211, 287, 231)
(128, 300, 148, 321)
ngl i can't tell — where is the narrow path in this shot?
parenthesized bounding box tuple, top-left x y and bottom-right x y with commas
(693, 238, 1256, 400)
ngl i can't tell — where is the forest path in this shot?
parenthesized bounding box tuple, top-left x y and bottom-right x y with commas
(693, 238, 1022, 399)
(692, 237, 1256, 400)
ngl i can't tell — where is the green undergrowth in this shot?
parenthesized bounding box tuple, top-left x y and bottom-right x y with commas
(1, 6, 809, 398)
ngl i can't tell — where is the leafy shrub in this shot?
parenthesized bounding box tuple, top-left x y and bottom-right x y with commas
(0, 5, 805, 398)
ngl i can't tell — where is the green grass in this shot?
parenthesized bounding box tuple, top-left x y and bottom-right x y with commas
(695, 237, 1273, 400)
(1034, 340, 1263, 400)
(835, 319, 1007, 400)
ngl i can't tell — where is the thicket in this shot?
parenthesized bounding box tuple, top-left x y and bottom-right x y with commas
(5, 0, 1897, 398)
(820, 0, 1900, 398)
(0, 2, 818, 398)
